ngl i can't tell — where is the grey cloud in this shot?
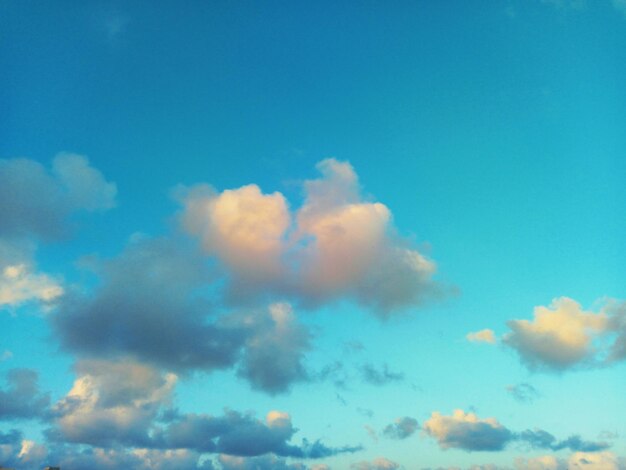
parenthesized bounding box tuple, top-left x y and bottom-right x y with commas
(218, 454, 306, 470)
(52, 238, 313, 395)
(360, 363, 404, 386)
(518, 429, 610, 452)
(0, 368, 50, 420)
(382, 417, 418, 440)
(0, 154, 116, 240)
(505, 383, 540, 404)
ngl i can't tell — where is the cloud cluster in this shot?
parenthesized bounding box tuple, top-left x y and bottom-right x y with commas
(0, 153, 116, 310)
(423, 410, 513, 452)
(503, 297, 626, 371)
(177, 159, 438, 316)
(52, 237, 311, 394)
(42, 359, 359, 462)
(0, 368, 50, 420)
(422, 409, 607, 454)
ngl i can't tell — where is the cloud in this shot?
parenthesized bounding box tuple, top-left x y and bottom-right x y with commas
(233, 302, 311, 395)
(514, 455, 565, 470)
(503, 297, 626, 371)
(0, 369, 50, 420)
(176, 159, 439, 316)
(351, 457, 400, 470)
(519, 429, 609, 452)
(382, 417, 419, 440)
(52, 237, 313, 394)
(568, 451, 620, 470)
(423, 409, 610, 455)
(466, 329, 496, 344)
(505, 383, 540, 404)
(0, 263, 63, 308)
(218, 454, 306, 469)
(423, 410, 513, 452)
(48, 359, 176, 448)
(359, 363, 404, 386)
(0, 153, 116, 240)
(1, 350, 13, 361)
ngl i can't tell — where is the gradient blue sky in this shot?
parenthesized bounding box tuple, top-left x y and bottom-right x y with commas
(1, 1, 625, 469)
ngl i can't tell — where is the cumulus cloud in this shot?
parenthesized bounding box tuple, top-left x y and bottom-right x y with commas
(351, 457, 400, 470)
(218, 454, 306, 469)
(176, 159, 439, 316)
(568, 451, 620, 470)
(503, 297, 626, 371)
(0, 369, 50, 420)
(382, 417, 419, 440)
(52, 237, 313, 394)
(48, 359, 177, 448)
(359, 363, 404, 386)
(422, 409, 610, 455)
(514, 455, 565, 470)
(0, 263, 63, 308)
(466, 329, 496, 344)
(505, 383, 540, 404)
(0, 153, 116, 240)
(423, 410, 513, 452)
(232, 302, 311, 394)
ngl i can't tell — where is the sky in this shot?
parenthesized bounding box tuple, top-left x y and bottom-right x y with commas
(1, 1, 625, 469)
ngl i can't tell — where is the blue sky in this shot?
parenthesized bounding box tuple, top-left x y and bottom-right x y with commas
(1, 1, 625, 469)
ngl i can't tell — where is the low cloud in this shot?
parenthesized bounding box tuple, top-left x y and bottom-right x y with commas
(0, 263, 63, 308)
(503, 297, 626, 371)
(52, 237, 312, 394)
(0, 369, 50, 420)
(351, 457, 400, 470)
(423, 410, 512, 452)
(176, 159, 439, 317)
(360, 363, 404, 386)
(505, 383, 540, 404)
(382, 417, 419, 440)
(422, 409, 609, 454)
(466, 329, 496, 344)
(0, 153, 116, 240)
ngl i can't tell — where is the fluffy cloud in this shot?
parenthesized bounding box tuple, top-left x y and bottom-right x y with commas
(503, 297, 608, 370)
(0, 369, 50, 420)
(218, 454, 305, 469)
(52, 237, 312, 394)
(0, 263, 63, 308)
(519, 429, 609, 453)
(423, 410, 513, 452)
(0, 153, 116, 240)
(514, 455, 564, 470)
(177, 159, 438, 316)
(351, 457, 400, 470)
(568, 451, 620, 470)
(466, 329, 496, 344)
(48, 359, 177, 448)
(382, 417, 419, 440)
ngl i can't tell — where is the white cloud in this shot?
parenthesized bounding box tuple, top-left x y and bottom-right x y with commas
(568, 451, 619, 470)
(514, 455, 565, 470)
(0, 263, 63, 308)
(423, 409, 513, 451)
(503, 297, 612, 370)
(177, 159, 438, 316)
(466, 329, 496, 344)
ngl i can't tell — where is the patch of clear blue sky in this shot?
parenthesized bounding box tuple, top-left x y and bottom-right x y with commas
(1, 0, 625, 466)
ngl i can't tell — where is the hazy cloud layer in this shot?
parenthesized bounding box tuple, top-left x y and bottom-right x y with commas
(0, 369, 50, 420)
(177, 159, 439, 316)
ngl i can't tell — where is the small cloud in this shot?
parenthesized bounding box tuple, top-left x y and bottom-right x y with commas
(505, 383, 540, 404)
(351, 457, 400, 470)
(360, 363, 404, 386)
(364, 424, 378, 443)
(1, 350, 13, 361)
(382, 417, 419, 440)
(466, 329, 496, 344)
